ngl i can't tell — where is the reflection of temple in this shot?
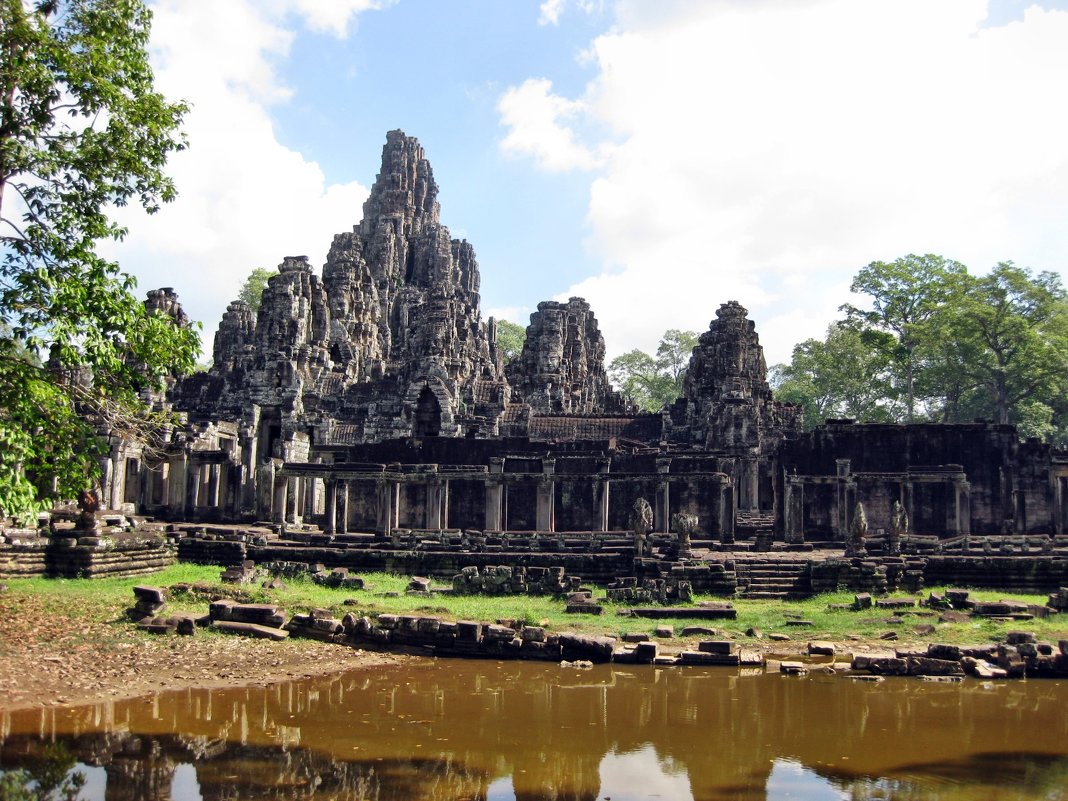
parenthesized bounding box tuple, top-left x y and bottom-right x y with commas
(98, 131, 1068, 555)
(2, 662, 1065, 801)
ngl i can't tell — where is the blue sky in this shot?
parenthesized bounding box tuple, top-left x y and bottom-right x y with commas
(107, 0, 1068, 366)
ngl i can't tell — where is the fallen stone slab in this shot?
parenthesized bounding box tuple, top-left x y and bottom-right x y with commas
(680, 650, 740, 666)
(875, 598, 916, 610)
(132, 585, 167, 605)
(682, 626, 720, 637)
(565, 602, 604, 615)
(698, 640, 736, 655)
(808, 641, 835, 656)
(558, 632, 616, 663)
(907, 657, 964, 677)
(211, 621, 290, 641)
(780, 661, 807, 675)
(627, 606, 736, 620)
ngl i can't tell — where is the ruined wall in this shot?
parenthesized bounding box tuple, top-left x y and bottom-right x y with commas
(506, 297, 625, 415)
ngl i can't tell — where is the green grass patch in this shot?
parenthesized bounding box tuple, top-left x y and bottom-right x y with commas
(3, 566, 1066, 646)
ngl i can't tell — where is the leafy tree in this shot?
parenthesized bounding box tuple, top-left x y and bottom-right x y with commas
(0, 0, 198, 520)
(237, 266, 273, 313)
(494, 318, 526, 364)
(609, 329, 698, 411)
(940, 263, 1068, 431)
(770, 323, 899, 430)
(656, 329, 699, 383)
(841, 254, 966, 421)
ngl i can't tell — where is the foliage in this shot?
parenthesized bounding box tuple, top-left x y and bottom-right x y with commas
(938, 263, 1068, 431)
(840, 254, 967, 421)
(0, 0, 198, 520)
(779, 254, 1068, 443)
(608, 329, 698, 411)
(237, 266, 273, 314)
(494, 318, 526, 364)
(769, 322, 898, 429)
(0, 744, 85, 801)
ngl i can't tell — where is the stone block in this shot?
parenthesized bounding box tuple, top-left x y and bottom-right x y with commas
(623, 633, 649, 643)
(1005, 630, 1036, 645)
(807, 641, 835, 657)
(376, 614, 398, 630)
(682, 626, 719, 637)
(927, 643, 961, 661)
(212, 621, 289, 641)
(698, 640, 736, 655)
(681, 650, 740, 666)
(853, 593, 872, 610)
(520, 626, 546, 642)
(456, 620, 482, 642)
(484, 624, 516, 642)
(654, 625, 674, 638)
(558, 632, 615, 663)
(133, 585, 167, 605)
(867, 657, 908, 676)
(907, 657, 964, 677)
(565, 603, 603, 615)
(779, 661, 807, 675)
(634, 641, 658, 664)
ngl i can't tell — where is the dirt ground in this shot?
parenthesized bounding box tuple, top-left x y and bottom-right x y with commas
(0, 586, 946, 714)
(0, 591, 408, 713)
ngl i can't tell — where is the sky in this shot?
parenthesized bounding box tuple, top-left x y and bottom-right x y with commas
(105, 0, 1068, 366)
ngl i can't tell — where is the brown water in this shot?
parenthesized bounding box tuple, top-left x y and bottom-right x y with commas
(1, 661, 1066, 801)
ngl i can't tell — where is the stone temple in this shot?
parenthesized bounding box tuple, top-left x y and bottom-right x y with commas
(55, 131, 1067, 593)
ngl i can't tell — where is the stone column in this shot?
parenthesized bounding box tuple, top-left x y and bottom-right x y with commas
(784, 475, 805, 545)
(392, 480, 402, 529)
(960, 480, 971, 536)
(426, 475, 444, 531)
(207, 464, 221, 508)
(442, 480, 451, 530)
(485, 457, 504, 531)
(110, 452, 126, 510)
(592, 459, 611, 532)
(168, 453, 188, 518)
(272, 476, 287, 524)
(655, 458, 672, 534)
(377, 480, 394, 535)
(186, 463, 201, 512)
(536, 458, 555, 532)
(720, 478, 736, 546)
(338, 480, 350, 535)
(325, 479, 339, 534)
(286, 477, 299, 525)
(835, 459, 851, 543)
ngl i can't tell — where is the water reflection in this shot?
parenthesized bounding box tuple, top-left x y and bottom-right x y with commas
(0, 663, 1066, 801)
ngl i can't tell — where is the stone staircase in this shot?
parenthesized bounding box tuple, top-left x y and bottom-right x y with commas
(734, 557, 812, 599)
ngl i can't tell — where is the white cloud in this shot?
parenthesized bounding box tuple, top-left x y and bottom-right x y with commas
(539, 0, 566, 26)
(104, 0, 381, 355)
(502, 0, 1068, 364)
(291, 0, 393, 38)
(539, 0, 605, 26)
(498, 78, 605, 172)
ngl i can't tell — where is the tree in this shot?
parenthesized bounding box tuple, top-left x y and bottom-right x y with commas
(494, 318, 526, 364)
(0, 0, 198, 520)
(608, 329, 698, 411)
(940, 263, 1068, 431)
(656, 329, 699, 384)
(237, 266, 273, 313)
(770, 322, 898, 430)
(841, 254, 966, 421)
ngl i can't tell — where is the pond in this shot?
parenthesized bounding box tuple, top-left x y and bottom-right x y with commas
(1, 661, 1066, 800)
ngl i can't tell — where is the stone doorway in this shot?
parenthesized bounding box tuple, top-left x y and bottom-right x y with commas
(414, 386, 442, 437)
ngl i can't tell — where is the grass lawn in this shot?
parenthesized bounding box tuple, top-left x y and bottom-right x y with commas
(4, 564, 1065, 647)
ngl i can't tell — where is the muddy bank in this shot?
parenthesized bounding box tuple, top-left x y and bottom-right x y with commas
(0, 591, 406, 713)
